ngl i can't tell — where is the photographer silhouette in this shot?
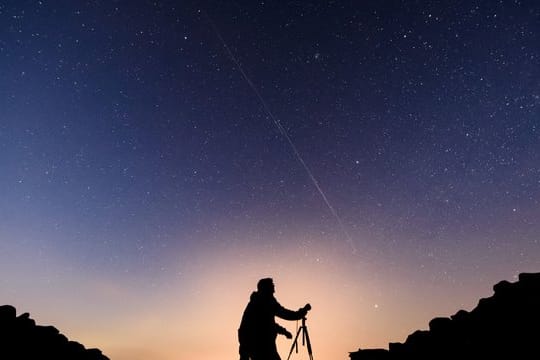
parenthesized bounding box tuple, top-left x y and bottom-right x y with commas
(238, 278, 311, 360)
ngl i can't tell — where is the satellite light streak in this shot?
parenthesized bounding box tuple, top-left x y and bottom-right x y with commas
(203, 11, 358, 254)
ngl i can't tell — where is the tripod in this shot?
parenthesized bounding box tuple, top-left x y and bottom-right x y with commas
(286, 317, 313, 360)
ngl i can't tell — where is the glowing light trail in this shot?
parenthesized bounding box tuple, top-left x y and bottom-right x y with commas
(203, 12, 357, 253)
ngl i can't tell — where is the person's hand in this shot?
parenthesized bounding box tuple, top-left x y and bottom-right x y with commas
(284, 330, 293, 339)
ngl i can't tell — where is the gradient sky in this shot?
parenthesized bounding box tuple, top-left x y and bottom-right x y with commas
(1, 1, 539, 360)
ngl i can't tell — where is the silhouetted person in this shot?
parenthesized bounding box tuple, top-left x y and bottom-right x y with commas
(238, 278, 311, 360)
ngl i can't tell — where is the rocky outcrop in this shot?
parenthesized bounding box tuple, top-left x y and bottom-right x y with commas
(350, 272, 540, 360)
(0, 305, 109, 360)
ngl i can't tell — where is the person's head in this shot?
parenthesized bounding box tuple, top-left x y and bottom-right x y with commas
(257, 278, 275, 295)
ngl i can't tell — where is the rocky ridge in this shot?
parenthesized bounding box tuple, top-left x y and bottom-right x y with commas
(0, 305, 109, 360)
(350, 272, 540, 359)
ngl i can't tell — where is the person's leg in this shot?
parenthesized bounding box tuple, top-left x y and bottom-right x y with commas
(238, 329, 251, 360)
(252, 339, 280, 360)
(239, 342, 251, 360)
(270, 341, 281, 360)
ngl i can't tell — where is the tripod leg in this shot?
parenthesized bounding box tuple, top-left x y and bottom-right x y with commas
(303, 326, 314, 360)
(286, 327, 303, 360)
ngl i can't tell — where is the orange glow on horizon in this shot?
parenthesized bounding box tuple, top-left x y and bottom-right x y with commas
(2, 234, 520, 360)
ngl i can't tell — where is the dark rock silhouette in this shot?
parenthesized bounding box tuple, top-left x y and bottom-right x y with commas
(0, 305, 109, 360)
(350, 272, 540, 360)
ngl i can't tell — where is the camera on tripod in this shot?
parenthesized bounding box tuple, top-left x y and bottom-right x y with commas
(288, 305, 314, 360)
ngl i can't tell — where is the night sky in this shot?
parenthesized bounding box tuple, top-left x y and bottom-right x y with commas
(1, 1, 539, 360)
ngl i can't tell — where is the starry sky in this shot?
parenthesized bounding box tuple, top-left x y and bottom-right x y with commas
(1, 1, 539, 359)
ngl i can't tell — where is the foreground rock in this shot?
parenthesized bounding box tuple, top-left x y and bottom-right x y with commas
(350, 272, 540, 360)
(0, 305, 109, 360)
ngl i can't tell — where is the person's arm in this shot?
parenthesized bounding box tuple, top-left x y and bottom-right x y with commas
(273, 298, 311, 321)
(275, 323, 292, 339)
